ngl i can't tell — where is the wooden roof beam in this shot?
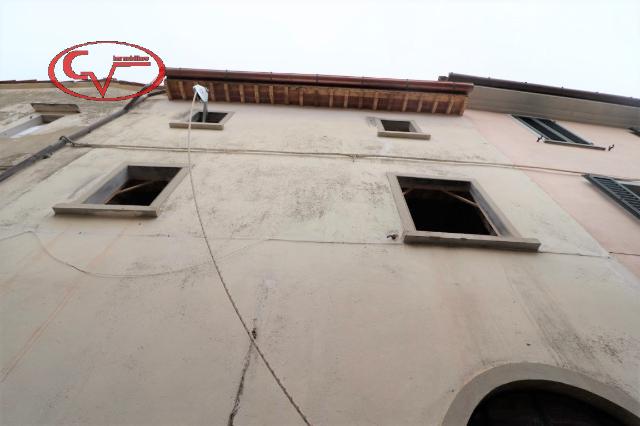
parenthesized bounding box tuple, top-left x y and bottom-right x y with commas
(446, 95, 454, 114)
(459, 97, 468, 115)
(239, 84, 245, 103)
(207, 82, 215, 102)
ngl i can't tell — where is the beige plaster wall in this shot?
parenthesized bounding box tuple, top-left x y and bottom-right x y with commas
(0, 97, 638, 425)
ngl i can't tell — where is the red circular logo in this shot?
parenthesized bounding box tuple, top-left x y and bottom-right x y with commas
(48, 41, 165, 101)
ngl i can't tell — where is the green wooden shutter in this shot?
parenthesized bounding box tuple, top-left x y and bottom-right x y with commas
(585, 174, 640, 219)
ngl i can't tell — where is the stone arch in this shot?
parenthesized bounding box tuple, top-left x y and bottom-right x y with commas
(442, 363, 640, 425)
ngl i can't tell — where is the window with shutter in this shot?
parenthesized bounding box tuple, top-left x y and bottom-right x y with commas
(584, 174, 640, 219)
(513, 115, 604, 150)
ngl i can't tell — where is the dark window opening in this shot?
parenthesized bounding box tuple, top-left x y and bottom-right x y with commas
(191, 111, 227, 123)
(39, 115, 61, 124)
(514, 115, 593, 145)
(391, 175, 541, 251)
(402, 186, 496, 235)
(53, 164, 187, 217)
(381, 119, 413, 132)
(106, 178, 172, 206)
(468, 388, 629, 426)
(84, 165, 181, 207)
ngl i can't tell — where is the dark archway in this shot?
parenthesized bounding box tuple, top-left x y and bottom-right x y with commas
(442, 364, 640, 426)
(468, 382, 638, 426)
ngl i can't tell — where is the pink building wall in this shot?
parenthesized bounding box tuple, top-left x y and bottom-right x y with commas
(466, 109, 640, 277)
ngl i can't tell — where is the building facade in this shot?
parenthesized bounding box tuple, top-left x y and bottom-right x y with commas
(0, 70, 638, 425)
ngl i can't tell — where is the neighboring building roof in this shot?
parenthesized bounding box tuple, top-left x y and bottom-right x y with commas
(439, 73, 640, 108)
(165, 68, 474, 115)
(0, 78, 147, 88)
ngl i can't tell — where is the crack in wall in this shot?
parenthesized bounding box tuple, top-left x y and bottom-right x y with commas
(228, 327, 257, 426)
(228, 280, 272, 425)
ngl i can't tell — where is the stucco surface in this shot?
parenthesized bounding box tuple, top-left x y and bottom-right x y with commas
(0, 96, 639, 425)
(83, 99, 510, 165)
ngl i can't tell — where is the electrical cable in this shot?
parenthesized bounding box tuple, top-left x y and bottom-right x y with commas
(1, 230, 626, 282)
(184, 92, 312, 425)
(0, 230, 210, 278)
(68, 141, 639, 182)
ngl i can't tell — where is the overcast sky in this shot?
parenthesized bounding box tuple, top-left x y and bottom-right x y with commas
(1, 0, 639, 97)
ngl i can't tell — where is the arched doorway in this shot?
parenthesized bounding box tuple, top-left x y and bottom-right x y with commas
(441, 364, 640, 426)
(468, 384, 630, 425)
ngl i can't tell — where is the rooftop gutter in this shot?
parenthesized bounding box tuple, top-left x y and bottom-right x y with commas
(439, 73, 640, 107)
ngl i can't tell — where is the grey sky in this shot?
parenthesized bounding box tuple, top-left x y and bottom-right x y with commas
(1, 0, 639, 97)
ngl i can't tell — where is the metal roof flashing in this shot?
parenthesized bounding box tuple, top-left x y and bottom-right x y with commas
(441, 73, 640, 128)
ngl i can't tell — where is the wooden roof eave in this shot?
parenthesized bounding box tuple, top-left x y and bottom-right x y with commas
(165, 78, 470, 115)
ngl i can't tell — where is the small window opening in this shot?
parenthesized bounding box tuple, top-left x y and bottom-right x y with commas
(381, 119, 414, 132)
(191, 111, 227, 124)
(3, 115, 62, 138)
(389, 174, 540, 251)
(375, 118, 430, 140)
(54, 164, 187, 217)
(89, 166, 180, 206)
(402, 185, 496, 235)
(170, 111, 233, 130)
